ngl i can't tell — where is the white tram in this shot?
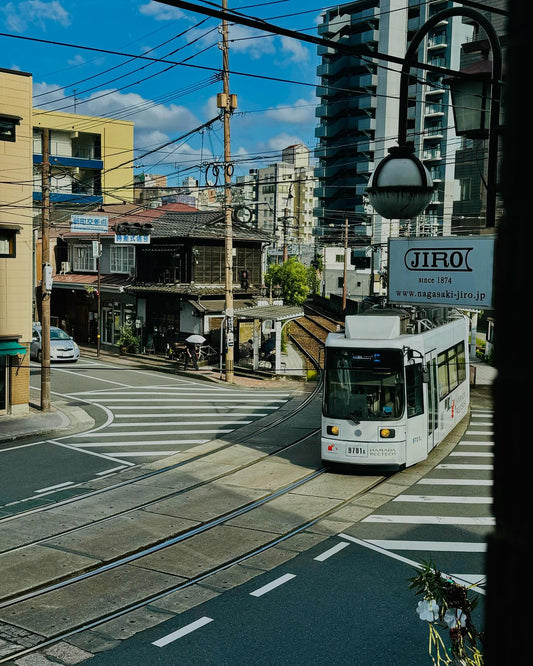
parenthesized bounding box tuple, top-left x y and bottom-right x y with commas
(321, 309, 469, 470)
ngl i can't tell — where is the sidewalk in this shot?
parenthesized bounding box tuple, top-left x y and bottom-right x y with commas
(0, 342, 309, 445)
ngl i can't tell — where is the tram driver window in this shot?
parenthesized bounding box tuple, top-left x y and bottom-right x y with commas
(406, 363, 424, 417)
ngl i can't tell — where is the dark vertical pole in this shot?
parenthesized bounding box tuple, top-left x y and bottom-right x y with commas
(97, 233, 101, 358)
(485, 1, 531, 663)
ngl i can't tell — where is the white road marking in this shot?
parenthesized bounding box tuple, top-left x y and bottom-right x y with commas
(152, 617, 213, 647)
(457, 441, 493, 446)
(314, 541, 350, 561)
(362, 515, 494, 525)
(96, 465, 129, 476)
(68, 429, 232, 437)
(67, 440, 208, 447)
(393, 495, 491, 504)
(250, 573, 296, 597)
(48, 440, 135, 466)
(449, 451, 493, 458)
(437, 463, 493, 470)
(417, 478, 493, 486)
(108, 421, 251, 427)
(465, 430, 494, 435)
(97, 398, 287, 403)
(35, 481, 74, 494)
(110, 406, 277, 411)
(338, 533, 486, 596)
(113, 412, 268, 418)
(365, 540, 486, 552)
(106, 451, 179, 457)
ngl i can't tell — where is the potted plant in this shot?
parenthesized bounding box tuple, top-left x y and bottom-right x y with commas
(117, 324, 139, 355)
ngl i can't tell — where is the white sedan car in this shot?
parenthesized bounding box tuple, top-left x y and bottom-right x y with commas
(31, 325, 80, 363)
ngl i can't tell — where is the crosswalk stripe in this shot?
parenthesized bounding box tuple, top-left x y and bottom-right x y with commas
(365, 540, 486, 552)
(69, 429, 233, 438)
(449, 451, 493, 458)
(69, 440, 208, 447)
(437, 463, 493, 470)
(363, 515, 494, 525)
(417, 478, 493, 486)
(108, 421, 251, 427)
(393, 495, 491, 504)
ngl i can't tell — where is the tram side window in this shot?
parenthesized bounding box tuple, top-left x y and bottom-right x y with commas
(438, 341, 466, 399)
(406, 363, 424, 417)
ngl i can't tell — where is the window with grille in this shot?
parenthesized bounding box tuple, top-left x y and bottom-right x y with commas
(71, 244, 96, 272)
(111, 245, 135, 274)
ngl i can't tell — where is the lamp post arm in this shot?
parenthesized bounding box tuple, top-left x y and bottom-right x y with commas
(398, 6, 502, 147)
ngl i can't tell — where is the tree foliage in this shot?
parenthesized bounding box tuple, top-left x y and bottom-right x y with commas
(264, 257, 310, 306)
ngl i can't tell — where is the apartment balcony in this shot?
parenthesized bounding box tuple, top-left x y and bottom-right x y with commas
(33, 153, 103, 171)
(425, 103, 445, 116)
(423, 149, 442, 161)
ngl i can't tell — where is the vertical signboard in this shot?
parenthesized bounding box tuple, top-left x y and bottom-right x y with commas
(388, 236, 495, 309)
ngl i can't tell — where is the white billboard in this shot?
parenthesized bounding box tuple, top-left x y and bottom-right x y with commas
(388, 236, 495, 309)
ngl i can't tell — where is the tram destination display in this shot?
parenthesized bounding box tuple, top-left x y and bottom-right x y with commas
(388, 236, 495, 309)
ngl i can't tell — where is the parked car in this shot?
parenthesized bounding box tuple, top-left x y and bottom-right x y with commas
(31, 324, 80, 362)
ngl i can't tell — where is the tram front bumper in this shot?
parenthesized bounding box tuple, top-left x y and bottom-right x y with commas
(321, 437, 406, 469)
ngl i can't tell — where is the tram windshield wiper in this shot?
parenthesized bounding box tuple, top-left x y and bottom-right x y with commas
(348, 412, 361, 425)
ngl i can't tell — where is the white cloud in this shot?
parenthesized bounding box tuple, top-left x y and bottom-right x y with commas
(265, 132, 307, 152)
(279, 36, 310, 64)
(264, 98, 316, 125)
(1, 0, 70, 32)
(67, 54, 86, 67)
(139, 1, 184, 22)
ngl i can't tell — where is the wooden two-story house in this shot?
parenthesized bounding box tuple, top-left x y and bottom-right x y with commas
(51, 203, 271, 351)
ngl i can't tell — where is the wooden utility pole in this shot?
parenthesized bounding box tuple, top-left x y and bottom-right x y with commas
(342, 218, 348, 311)
(219, 0, 236, 383)
(40, 128, 51, 411)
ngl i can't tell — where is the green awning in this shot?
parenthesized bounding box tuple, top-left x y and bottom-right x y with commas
(0, 341, 27, 356)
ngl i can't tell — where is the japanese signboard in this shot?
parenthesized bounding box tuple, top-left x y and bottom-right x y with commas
(388, 236, 495, 309)
(70, 214, 109, 234)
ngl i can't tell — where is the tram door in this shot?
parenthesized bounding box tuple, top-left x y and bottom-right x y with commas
(425, 350, 439, 451)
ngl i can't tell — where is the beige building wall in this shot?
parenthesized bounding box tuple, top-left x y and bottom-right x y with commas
(0, 68, 33, 414)
(32, 109, 134, 204)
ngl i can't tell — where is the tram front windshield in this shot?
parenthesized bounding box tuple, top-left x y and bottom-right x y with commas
(324, 348, 405, 421)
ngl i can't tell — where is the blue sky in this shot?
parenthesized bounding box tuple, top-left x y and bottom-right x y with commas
(1, 0, 323, 184)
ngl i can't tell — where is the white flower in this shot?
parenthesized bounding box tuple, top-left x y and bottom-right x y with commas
(444, 608, 466, 629)
(416, 599, 440, 622)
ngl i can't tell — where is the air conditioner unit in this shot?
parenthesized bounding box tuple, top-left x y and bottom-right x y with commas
(60, 261, 71, 274)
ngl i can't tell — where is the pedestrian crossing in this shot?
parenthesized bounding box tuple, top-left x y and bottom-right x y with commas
(62, 382, 293, 463)
(343, 408, 493, 591)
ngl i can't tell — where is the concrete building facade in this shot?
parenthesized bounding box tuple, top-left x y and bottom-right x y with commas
(0, 68, 33, 416)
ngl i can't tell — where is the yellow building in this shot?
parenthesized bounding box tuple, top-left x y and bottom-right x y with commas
(32, 108, 134, 206)
(0, 68, 33, 416)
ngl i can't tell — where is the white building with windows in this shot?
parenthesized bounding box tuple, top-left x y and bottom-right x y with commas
(234, 144, 318, 263)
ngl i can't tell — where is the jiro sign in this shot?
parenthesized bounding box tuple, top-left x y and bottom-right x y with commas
(388, 236, 495, 309)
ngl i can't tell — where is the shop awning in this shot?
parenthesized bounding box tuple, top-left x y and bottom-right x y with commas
(0, 341, 27, 356)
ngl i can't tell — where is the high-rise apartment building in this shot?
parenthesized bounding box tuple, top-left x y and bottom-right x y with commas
(315, 0, 472, 257)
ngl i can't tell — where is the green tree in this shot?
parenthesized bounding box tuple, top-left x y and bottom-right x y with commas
(264, 257, 310, 306)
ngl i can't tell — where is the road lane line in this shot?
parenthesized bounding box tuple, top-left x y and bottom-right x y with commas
(35, 481, 74, 494)
(67, 440, 208, 447)
(108, 421, 251, 427)
(152, 617, 213, 647)
(437, 463, 493, 470)
(314, 542, 350, 561)
(250, 573, 296, 597)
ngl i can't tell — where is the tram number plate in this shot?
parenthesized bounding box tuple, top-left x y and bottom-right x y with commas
(346, 444, 367, 457)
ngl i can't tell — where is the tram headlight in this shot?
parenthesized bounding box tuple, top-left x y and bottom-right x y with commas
(327, 425, 339, 436)
(380, 428, 395, 438)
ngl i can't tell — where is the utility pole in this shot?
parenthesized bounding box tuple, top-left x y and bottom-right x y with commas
(40, 128, 51, 412)
(342, 218, 348, 311)
(218, 0, 237, 383)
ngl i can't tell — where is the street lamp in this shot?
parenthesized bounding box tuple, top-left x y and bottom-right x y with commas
(366, 6, 502, 229)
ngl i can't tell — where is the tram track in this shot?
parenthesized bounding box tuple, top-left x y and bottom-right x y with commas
(0, 465, 387, 664)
